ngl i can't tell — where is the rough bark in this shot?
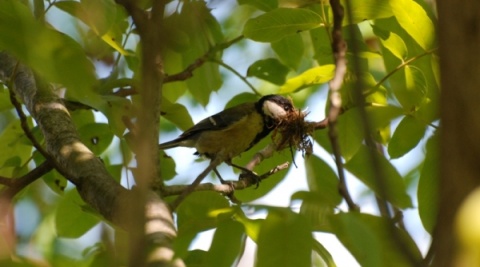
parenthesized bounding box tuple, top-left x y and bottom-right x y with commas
(0, 52, 182, 266)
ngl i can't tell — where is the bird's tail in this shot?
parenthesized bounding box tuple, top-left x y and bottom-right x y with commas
(159, 137, 194, 150)
(158, 139, 181, 150)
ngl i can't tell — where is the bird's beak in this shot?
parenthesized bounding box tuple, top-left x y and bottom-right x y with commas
(263, 100, 288, 120)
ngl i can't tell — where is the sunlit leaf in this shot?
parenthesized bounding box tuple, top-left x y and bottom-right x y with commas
(389, 0, 435, 50)
(345, 145, 413, 208)
(279, 64, 335, 93)
(55, 189, 100, 238)
(243, 8, 322, 42)
(247, 58, 290, 85)
(388, 115, 426, 159)
(392, 65, 427, 111)
(372, 25, 408, 60)
(256, 209, 313, 267)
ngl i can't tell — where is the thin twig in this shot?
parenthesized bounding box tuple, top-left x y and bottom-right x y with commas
(0, 161, 54, 200)
(327, 0, 359, 211)
(7, 66, 53, 162)
(164, 35, 244, 83)
(210, 59, 261, 96)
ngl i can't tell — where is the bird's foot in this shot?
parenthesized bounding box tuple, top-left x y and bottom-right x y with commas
(239, 170, 261, 189)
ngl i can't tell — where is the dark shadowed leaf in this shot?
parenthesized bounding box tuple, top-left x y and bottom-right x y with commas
(272, 34, 304, 69)
(345, 145, 413, 208)
(55, 189, 100, 238)
(418, 133, 439, 234)
(247, 58, 290, 85)
(388, 115, 426, 159)
(205, 220, 245, 267)
(256, 209, 313, 267)
(331, 213, 422, 267)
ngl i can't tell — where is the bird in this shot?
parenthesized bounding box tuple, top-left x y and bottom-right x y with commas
(159, 94, 294, 182)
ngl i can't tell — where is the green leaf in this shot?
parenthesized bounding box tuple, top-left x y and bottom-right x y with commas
(205, 220, 245, 267)
(342, 0, 393, 25)
(176, 1, 224, 106)
(344, 145, 413, 208)
(296, 191, 335, 231)
(0, 120, 32, 177)
(243, 8, 322, 42)
(225, 93, 259, 109)
(279, 64, 335, 93)
(176, 191, 230, 234)
(237, 0, 278, 12)
(310, 28, 334, 65)
(256, 209, 313, 267)
(174, 191, 231, 257)
(94, 95, 133, 137)
(0, 0, 98, 103)
(393, 65, 427, 111)
(55, 189, 100, 238)
(337, 108, 364, 161)
(78, 123, 114, 155)
(372, 25, 408, 60)
(418, 133, 439, 234)
(313, 240, 337, 267)
(247, 58, 290, 85)
(389, 0, 435, 50)
(159, 151, 177, 181)
(42, 169, 67, 195)
(271, 34, 304, 69)
(331, 213, 422, 267)
(233, 208, 263, 242)
(366, 105, 404, 145)
(304, 155, 342, 206)
(161, 98, 194, 131)
(388, 115, 426, 159)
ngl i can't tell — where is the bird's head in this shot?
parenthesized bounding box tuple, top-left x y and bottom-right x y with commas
(257, 94, 294, 122)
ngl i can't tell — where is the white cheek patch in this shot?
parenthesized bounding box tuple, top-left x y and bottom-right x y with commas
(263, 100, 287, 119)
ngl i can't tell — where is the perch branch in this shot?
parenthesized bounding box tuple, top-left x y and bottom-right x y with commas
(162, 162, 289, 197)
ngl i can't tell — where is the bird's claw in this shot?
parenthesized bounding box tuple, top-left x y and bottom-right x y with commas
(239, 170, 261, 189)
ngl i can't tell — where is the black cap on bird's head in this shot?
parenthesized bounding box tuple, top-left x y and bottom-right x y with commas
(256, 94, 294, 121)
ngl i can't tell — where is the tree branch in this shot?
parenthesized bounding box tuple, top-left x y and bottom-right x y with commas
(162, 162, 289, 197)
(327, 0, 358, 212)
(0, 52, 179, 265)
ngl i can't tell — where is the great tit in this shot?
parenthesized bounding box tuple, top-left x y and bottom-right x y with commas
(159, 94, 293, 179)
